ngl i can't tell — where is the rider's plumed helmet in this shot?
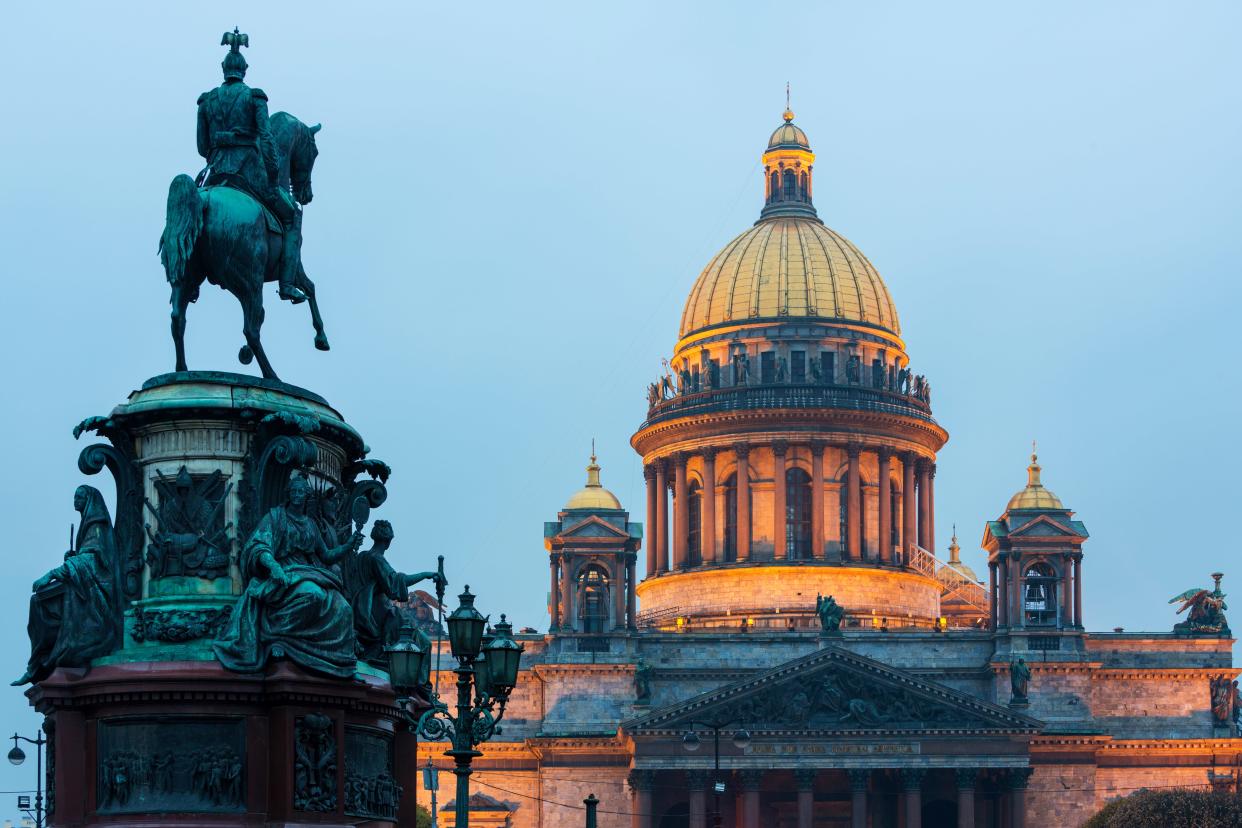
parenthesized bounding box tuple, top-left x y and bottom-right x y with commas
(222, 50, 248, 81)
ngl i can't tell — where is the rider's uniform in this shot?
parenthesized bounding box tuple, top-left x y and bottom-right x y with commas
(197, 79, 279, 202)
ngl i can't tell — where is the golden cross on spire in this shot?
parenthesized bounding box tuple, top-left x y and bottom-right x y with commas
(783, 82, 794, 122)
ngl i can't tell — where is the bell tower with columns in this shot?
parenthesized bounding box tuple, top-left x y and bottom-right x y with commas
(983, 449, 1088, 653)
(544, 453, 641, 634)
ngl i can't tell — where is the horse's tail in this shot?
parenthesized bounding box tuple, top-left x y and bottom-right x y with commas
(158, 174, 202, 286)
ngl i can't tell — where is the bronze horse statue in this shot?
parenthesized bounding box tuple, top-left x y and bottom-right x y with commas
(160, 112, 326, 380)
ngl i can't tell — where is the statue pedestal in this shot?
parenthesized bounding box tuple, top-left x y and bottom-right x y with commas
(26, 372, 423, 826)
(30, 660, 418, 827)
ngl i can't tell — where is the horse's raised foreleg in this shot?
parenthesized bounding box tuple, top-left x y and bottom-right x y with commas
(240, 291, 278, 380)
(299, 267, 330, 351)
(171, 282, 192, 372)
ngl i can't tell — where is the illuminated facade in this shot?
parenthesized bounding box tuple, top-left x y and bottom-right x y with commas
(415, 111, 1240, 828)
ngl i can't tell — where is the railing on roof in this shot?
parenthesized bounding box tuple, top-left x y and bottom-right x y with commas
(640, 382, 937, 429)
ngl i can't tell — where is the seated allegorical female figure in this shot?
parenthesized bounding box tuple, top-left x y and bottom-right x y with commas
(214, 471, 363, 678)
(13, 485, 120, 685)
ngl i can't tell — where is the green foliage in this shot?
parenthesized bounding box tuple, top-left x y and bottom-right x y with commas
(1084, 788, 1242, 828)
(416, 803, 433, 828)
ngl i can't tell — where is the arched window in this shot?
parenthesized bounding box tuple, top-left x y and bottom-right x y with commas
(782, 168, 797, 201)
(799, 170, 808, 201)
(577, 565, 611, 634)
(889, 485, 901, 553)
(838, 482, 848, 555)
(1023, 562, 1059, 627)
(769, 171, 779, 202)
(687, 481, 703, 565)
(786, 468, 813, 559)
(722, 473, 751, 562)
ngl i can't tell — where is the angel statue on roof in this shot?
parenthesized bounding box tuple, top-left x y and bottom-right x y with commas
(1169, 572, 1230, 635)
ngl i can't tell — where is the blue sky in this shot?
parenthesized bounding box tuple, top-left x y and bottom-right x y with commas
(1, 0, 1239, 805)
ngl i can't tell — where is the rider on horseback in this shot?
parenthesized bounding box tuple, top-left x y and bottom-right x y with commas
(197, 29, 306, 304)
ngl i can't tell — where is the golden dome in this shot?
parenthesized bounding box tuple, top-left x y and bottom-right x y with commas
(767, 119, 810, 150)
(1006, 450, 1065, 511)
(564, 453, 622, 511)
(678, 217, 901, 342)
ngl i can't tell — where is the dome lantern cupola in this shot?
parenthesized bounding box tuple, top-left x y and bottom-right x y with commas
(564, 451, 623, 511)
(761, 92, 818, 221)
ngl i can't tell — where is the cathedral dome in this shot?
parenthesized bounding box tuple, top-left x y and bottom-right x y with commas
(678, 217, 901, 342)
(1006, 451, 1064, 511)
(564, 454, 622, 511)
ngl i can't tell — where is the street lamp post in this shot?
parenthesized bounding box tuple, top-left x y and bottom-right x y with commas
(8, 729, 47, 828)
(682, 722, 751, 828)
(387, 586, 524, 828)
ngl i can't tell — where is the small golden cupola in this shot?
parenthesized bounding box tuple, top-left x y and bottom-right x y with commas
(761, 88, 817, 220)
(564, 452, 623, 511)
(1006, 447, 1066, 512)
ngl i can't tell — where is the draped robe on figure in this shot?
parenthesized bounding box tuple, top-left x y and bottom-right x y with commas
(214, 506, 356, 678)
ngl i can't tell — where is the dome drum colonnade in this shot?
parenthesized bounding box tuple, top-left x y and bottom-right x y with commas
(631, 109, 950, 629)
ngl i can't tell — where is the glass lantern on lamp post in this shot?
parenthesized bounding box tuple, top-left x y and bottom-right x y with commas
(386, 586, 523, 828)
(682, 721, 751, 828)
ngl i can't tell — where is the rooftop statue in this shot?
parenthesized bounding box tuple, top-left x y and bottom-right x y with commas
(160, 28, 329, 380)
(815, 593, 844, 633)
(1169, 572, 1230, 635)
(13, 486, 122, 685)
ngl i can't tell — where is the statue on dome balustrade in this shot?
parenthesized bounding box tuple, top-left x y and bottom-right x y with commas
(776, 356, 788, 383)
(846, 355, 861, 384)
(898, 367, 911, 394)
(14, 485, 122, 685)
(809, 358, 822, 384)
(1170, 573, 1230, 635)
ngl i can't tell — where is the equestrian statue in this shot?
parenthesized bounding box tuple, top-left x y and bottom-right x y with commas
(160, 28, 329, 380)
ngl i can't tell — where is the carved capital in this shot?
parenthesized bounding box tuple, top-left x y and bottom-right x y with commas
(900, 768, 926, 791)
(846, 442, 861, 459)
(902, 450, 918, 467)
(686, 769, 713, 790)
(929, 462, 938, 479)
(794, 768, 817, 790)
(734, 443, 751, 461)
(673, 452, 689, 469)
(738, 769, 764, 791)
(955, 768, 979, 790)
(877, 445, 892, 461)
(772, 440, 788, 458)
(701, 446, 718, 462)
(809, 438, 825, 454)
(1006, 767, 1034, 790)
(627, 769, 656, 793)
(848, 769, 870, 792)
(643, 464, 656, 482)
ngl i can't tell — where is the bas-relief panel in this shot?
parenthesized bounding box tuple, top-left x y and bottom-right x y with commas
(96, 718, 245, 814)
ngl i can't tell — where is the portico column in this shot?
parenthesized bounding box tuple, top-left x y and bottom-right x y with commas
(549, 557, 561, 630)
(1011, 554, 1023, 629)
(560, 555, 574, 630)
(1073, 555, 1083, 628)
(811, 441, 825, 559)
(613, 558, 626, 630)
(917, 460, 931, 552)
(878, 447, 892, 564)
(902, 452, 917, 565)
(644, 465, 657, 577)
(1009, 768, 1032, 828)
(927, 462, 937, 554)
(655, 460, 669, 573)
(626, 558, 637, 630)
(687, 770, 710, 828)
(673, 453, 689, 569)
(997, 555, 1009, 627)
(901, 768, 925, 828)
(846, 443, 861, 562)
(740, 769, 762, 828)
(629, 770, 654, 828)
(736, 444, 751, 561)
(956, 769, 977, 828)
(794, 769, 815, 828)
(1059, 553, 1071, 628)
(773, 441, 789, 559)
(848, 769, 869, 828)
(702, 448, 717, 564)
(988, 562, 998, 629)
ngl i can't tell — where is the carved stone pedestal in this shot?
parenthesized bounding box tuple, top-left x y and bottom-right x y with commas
(30, 660, 418, 827)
